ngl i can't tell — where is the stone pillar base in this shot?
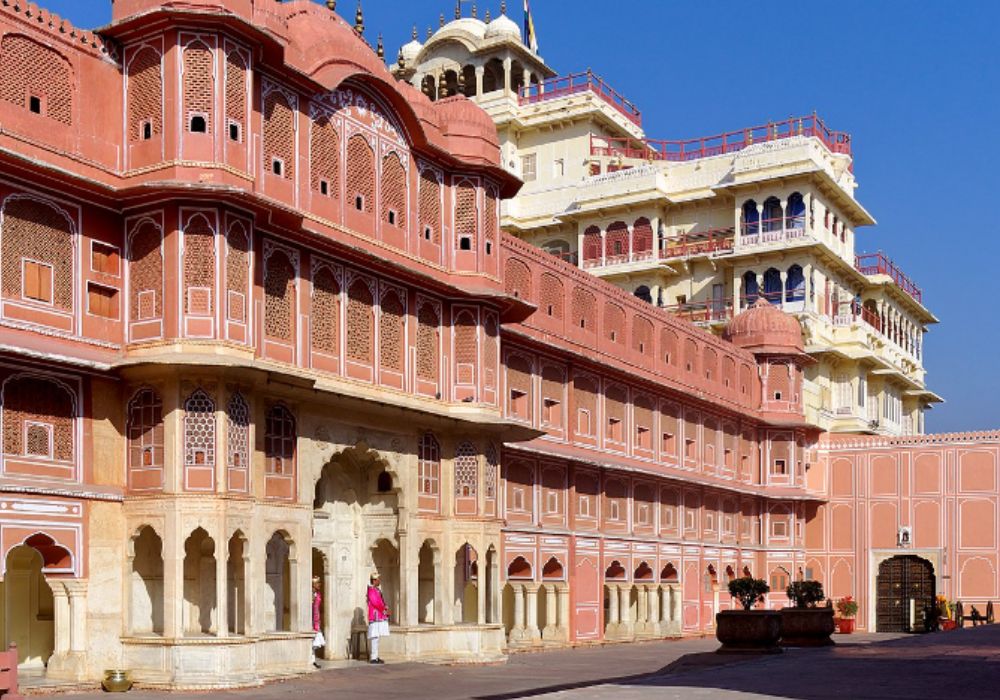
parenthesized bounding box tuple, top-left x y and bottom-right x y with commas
(45, 651, 88, 682)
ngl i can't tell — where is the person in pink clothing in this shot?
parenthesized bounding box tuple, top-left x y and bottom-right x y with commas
(310, 576, 324, 668)
(366, 572, 390, 664)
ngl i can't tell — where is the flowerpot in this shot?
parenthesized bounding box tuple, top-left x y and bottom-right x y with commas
(102, 670, 133, 693)
(837, 617, 855, 634)
(780, 607, 836, 646)
(715, 610, 783, 654)
(941, 619, 958, 631)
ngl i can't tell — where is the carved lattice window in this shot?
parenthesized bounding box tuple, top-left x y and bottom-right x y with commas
(418, 432, 440, 496)
(265, 404, 295, 475)
(227, 392, 249, 471)
(183, 389, 215, 467)
(454, 442, 478, 499)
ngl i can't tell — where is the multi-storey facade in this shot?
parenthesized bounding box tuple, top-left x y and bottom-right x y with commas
(393, 6, 941, 438)
(0, 0, 995, 691)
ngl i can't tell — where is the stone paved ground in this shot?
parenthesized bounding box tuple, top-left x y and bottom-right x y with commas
(31, 626, 1000, 699)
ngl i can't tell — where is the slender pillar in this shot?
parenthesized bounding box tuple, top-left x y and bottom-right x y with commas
(542, 584, 558, 640)
(606, 584, 620, 638)
(477, 565, 487, 625)
(780, 271, 788, 310)
(475, 65, 484, 98)
(636, 583, 649, 635)
(648, 585, 661, 636)
(618, 585, 633, 637)
(502, 57, 512, 95)
(512, 583, 526, 640)
(52, 583, 70, 654)
(734, 272, 743, 313)
(780, 200, 788, 238)
(525, 584, 541, 641)
(600, 229, 607, 267)
(557, 584, 571, 641)
(67, 581, 88, 653)
(216, 539, 228, 638)
(660, 585, 671, 625)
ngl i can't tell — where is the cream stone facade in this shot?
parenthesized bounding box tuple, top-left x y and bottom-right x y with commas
(394, 4, 941, 438)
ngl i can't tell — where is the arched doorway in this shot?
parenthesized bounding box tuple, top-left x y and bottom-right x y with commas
(876, 555, 935, 632)
(312, 444, 399, 658)
(2, 544, 55, 667)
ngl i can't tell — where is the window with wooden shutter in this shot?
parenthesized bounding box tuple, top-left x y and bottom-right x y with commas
(23, 260, 53, 303)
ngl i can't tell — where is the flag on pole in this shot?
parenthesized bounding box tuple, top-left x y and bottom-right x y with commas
(523, 0, 539, 52)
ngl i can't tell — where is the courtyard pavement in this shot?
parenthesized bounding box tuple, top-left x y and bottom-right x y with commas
(31, 625, 1000, 699)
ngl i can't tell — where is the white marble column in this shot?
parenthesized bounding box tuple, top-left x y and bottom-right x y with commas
(511, 583, 526, 641)
(648, 585, 661, 636)
(525, 584, 541, 641)
(557, 584, 571, 642)
(636, 583, 649, 635)
(618, 585, 634, 638)
(606, 584, 620, 638)
(542, 584, 558, 640)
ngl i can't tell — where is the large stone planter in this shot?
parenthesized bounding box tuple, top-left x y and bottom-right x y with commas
(780, 607, 835, 647)
(715, 610, 782, 654)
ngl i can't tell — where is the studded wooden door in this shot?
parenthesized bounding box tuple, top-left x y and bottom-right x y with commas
(876, 555, 935, 632)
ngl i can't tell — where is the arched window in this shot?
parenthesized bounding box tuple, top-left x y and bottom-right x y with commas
(226, 392, 250, 491)
(633, 217, 653, 256)
(264, 404, 295, 475)
(454, 442, 478, 499)
(310, 116, 340, 199)
(378, 287, 405, 373)
(786, 264, 805, 302)
(346, 277, 374, 364)
(743, 271, 759, 305)
(634, 285, 652, 304)
(582, 226, 602, 263)
(416, 301, 440, 384)
(263, 249, 295, 341)
(2, 375, 75, 463)
(2, 197, 75, 312)
(381, 152, 407, 228)
(762, 197, 782, 232)
(346, 134, 375, 214)
(786, 192, 805, 230)
(183, 389, 215, 471)
(127, 388, 163, 485)
(418, 433, 440, 497)
(741, 200, 759, 236)
(763, 268, 782, 304)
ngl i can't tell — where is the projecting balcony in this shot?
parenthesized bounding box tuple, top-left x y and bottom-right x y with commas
(855, 252, 923, 305)
(738, 217, 807, 248)
(662, 292, 807, 327)
(589, 113, 851, 164)
(661, 227, 735, 259)
(519, 70, 642, 126)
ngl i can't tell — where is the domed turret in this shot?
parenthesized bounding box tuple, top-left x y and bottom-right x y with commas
(485, 13, 522, 42)
(399, 27, 423, 65)
(725, 298, 804, 354)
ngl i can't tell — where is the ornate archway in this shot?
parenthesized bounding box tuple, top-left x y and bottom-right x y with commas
(876, 555, 935, 632)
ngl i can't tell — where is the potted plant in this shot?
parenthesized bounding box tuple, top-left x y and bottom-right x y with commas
(938, 595, 958, 631)
(780, 580, 835, 646)
(715, 576, 782, 654)
(835, 596, 859, 633)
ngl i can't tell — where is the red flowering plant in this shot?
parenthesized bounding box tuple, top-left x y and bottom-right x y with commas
(835, 596, 859, 619)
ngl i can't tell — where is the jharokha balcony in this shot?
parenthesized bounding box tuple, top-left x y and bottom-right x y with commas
(519, 70, 643, 126)
(590, 113, 851, 162)
(855, 251, 923, 304)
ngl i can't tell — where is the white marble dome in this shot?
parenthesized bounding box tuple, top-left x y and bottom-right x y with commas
(439, 17, 487, 40)
(400, 37, 423, 63)
(485, 13, 521, 41)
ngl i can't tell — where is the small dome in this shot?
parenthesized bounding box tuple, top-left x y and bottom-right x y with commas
(485, 14, 521, 41)
(400, 38, 423, 63)
(724, 298, 803, 353)
(439, 18, 487, 40)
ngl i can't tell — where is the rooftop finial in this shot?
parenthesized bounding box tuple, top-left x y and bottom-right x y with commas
(439, 13, 445, 27)
(412, 25, 418, 40)
(455, 1, 461, 19)
(397, 47, 406, 69)
(354, 1, 364, 35)
(501, 0, 507, 14)
(427, 26, 433, 39)
(471, 4, 477, 18)
(376, 34, 384, 59)
(326, 0, 336, 10)
(485, 8, 491, 22)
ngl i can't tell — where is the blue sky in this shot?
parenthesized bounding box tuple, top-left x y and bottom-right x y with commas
(47, 1, 1000, 432)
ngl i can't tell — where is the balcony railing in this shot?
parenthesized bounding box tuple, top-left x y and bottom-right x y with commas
(519, 71, 642, 126)
(581, 248, 655, 269)
(663, 299, 734, 324)
(740, 218, 807, 247)
(855, 252, 923, 304)
(661, 227, 735, 259)
(590, 113, 851, 163)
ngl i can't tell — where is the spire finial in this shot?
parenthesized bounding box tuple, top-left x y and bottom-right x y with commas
(354, 1, 364, 35)
(397, 47, 406, 69)
(326, 0, 336, 11)
(485, 8, 491, 22)
(471, 4, 477, 18)
(376, 34, 384, 59)
(439, 13, 445, 27)
(501, 0, 507, 14)
(412, 25, 418, 40)
(455, 1, 461, 19)
(427, 26, 433, 39)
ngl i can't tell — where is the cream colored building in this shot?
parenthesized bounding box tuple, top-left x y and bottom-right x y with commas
(394, 5, 941, 436)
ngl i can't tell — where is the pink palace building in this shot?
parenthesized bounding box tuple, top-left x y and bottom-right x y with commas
(0, 0, 993, 688)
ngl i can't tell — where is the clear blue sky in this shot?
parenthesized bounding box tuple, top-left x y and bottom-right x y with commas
(47, 1, 1000, 433)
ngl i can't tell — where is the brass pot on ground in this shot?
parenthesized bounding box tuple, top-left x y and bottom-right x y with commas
(780, 607, 836, 646)
(102, 670, 133, 692)
(715, 610, 783, 654)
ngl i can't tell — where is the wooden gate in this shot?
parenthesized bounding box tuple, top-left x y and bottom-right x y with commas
(876, 555, 935, 632)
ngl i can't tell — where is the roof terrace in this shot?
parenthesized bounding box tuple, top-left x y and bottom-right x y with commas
(519, 70, 642, 126)
(855, 251, 923, 304)
(590, 113, 852, 162)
